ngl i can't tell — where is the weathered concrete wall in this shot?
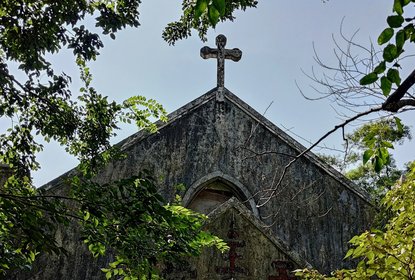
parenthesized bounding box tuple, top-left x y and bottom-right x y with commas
(180, 206, 298, 279)
(92, 90, 373, 273)
(20, 89, 374, 279)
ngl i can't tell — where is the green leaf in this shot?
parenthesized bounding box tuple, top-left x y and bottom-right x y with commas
(373, 155, 384, 172)
(395, 29, 406, 50)
(84, 211, 90, 221)
(360, 72, 378, 85)
(380, 76, 392, 96)
(379, 147, 390, 164)
(394, 116, 404, 133)
(383, 44, 398, 62)
(363, 149, 374, 164)
(393, 0, 404, 15)
(29, 251, 36, 262)
(194, 0, 208, 19)
(386, 255, 396, 266)
(344, 248, 354, 259)
(378, 28, 394, 45)
(367, 251, 375, 263)
(208, 5, 220, 26)
(213, 0, 226, 17)
(374, 61, 386, 74)
(381, 141, 394, 149)
(387, 68, 401, 85)
(387, 15, 404, 28)
(404, 23, 415, 39)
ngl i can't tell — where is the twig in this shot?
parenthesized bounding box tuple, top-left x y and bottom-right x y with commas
(257, 106, 383, 207)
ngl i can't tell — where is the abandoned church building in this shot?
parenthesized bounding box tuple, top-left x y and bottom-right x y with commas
(15, 35, 374, 279)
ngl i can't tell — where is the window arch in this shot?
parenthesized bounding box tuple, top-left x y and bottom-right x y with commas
(184, 172, 258, 217)
(187, 179, 244, 214)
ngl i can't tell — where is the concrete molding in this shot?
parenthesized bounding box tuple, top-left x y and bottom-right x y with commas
(182, 171, 260, 218)
(41, 86, 373, 209)
(222, 89, 373, 206)
(207, 197, 313, 269)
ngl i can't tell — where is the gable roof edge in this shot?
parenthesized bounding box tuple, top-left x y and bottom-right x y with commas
(41, 89, 219, 191)
(42, 87, 374, 208)
(222, 89, 374, 207)
(207, 197, 313, 269)
(118, 88, 218, 151)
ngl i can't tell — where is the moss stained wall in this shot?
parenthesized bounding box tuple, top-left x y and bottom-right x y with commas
(18, 90, 374, 279)
(92, 91, 373, 273)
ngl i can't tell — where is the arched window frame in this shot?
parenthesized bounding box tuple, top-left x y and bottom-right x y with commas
(182, 171, 259, 217)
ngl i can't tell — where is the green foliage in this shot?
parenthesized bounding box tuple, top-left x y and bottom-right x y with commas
(380, 76, 392, 96)
(73, 175, 228, 279)
(383, 44, 399, 63)
(304, 1, 415, 277)
(387, 68, 401, 86)
(296, 162, 415, 279)
(320, 118, 411, 202)
(360, 0, 415, 96)
(387, 15, 404, 28)
(349, 117, 409, 174)
(378, 28, 394, 45)
(1, 0, 248, 277)
(346, 160, 402, 202)
(0, 176, 70, 274)
(359, 72, 378, 85)
(162, 0, 258, 45)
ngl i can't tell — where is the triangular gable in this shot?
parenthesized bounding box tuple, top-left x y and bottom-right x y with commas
(207, 197, 312, 270)
(43, 87, 371, 208)
(166, 197, 312, 279)
(40, 87, 374, 273)
(114, 87, 372, 205)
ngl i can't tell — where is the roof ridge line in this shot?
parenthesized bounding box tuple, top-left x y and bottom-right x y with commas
(222, 89, 374, 207)
(118, 88, 219, 151)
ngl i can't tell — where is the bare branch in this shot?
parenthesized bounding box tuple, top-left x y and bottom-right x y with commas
(256, 106, 383, 207)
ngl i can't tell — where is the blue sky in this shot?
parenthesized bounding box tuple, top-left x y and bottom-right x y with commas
(26, 0, 414, 186)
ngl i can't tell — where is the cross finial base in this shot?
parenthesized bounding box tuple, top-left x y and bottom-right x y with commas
(216, 87, 225, 102)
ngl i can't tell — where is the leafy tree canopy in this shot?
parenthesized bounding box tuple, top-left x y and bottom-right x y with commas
(0, 0, 257, 277)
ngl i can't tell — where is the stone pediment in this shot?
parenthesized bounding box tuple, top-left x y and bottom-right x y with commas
(112, 88, 370, 203)
(206, 197, 312, 269)
(39, 87, 374, 275)
(164, 197, 312, 279)
(44, 87, 370, 205)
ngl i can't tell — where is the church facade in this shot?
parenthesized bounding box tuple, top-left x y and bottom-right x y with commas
(107, 88, 373, 278)
(16, 36, 374, 279)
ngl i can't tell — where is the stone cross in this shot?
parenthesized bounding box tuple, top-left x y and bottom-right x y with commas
(200, 34, 242, 90)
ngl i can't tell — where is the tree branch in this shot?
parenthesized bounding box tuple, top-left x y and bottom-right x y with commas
(257, 106, 383, 207)
(383, 68, 415, 111)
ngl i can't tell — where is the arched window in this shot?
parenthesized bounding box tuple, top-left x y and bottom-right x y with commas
(187, 179, 245, 214)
